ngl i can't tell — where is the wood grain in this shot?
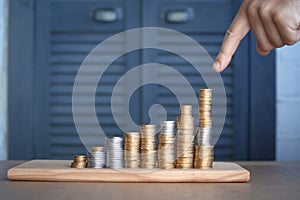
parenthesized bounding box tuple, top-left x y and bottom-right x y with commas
(7, 160, 250, 183)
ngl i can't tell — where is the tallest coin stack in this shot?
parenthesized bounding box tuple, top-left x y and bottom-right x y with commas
(194, 89, 214, 169)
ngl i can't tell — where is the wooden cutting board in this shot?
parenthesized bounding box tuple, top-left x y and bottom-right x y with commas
(8, 160, 250, 183)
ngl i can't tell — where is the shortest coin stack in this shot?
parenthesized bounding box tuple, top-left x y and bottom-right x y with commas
(70, 155, 87, 168)
(124, 132, 141, 168)
(193, 145, 214, 169)
(87, 146, 106, 168)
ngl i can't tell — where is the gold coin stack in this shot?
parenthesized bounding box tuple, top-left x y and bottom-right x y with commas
(158, 121, 176, 169)
(124, 132, 140, 168)
(70, 155, 87, 168)
(194, 146, 214, 169)
(140, 125, 157, 169)
(199, 89, 212, 128)
(176, 105, 195, 169)
(194, 89, 214, 169)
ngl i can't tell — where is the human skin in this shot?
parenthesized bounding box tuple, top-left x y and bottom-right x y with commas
(212, 0, 300, 72)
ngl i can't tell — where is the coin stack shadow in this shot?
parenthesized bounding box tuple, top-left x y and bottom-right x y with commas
(124, 132, 141, 168)
(70, 155, 87, 168)
(106, 137, 124, 169)
(158, 121, 176, 169)
(140, 125, 157, 169)
(87, 146, 105, 168)
(175, 105, 195, 169)
(194, 89, 214, 169)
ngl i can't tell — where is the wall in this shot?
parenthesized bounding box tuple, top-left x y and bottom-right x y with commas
(0, 0, 7, 160)
(276, 43, 300, 161)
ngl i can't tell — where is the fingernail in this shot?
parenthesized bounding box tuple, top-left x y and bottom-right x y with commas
(212, 61, 221, 72)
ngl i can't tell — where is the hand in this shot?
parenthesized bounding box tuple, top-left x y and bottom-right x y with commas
(212, 0, 300, 72)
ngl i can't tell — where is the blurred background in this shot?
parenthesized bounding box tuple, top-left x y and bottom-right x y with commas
(0, 0, 299, 161)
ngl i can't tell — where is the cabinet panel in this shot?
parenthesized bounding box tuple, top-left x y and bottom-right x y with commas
(143, 0, 243, 160)
(34, 0, 140, 159)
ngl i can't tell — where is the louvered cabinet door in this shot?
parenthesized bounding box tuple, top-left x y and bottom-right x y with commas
(35, 0, 140, 159)
(143, 0, 248, 160)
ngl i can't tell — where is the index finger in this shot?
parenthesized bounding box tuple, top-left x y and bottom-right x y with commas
(212, 1, 251, 72)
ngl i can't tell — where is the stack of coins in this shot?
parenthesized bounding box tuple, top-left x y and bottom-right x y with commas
(176, 105, 195, 169)
(140, 125, 157, 168)
(194, 89, 214, 169)
(124, 132, 140, 168)
(70, 155, 87, 168)
(158, 121, 176, 169)
(106, 137, 124, 169)
(87, 146, 106, 168)
(194, 145, 214, 169)
(199, 89, 212, 129)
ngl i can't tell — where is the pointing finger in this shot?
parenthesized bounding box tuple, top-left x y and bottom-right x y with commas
(213, 1, 251, 72)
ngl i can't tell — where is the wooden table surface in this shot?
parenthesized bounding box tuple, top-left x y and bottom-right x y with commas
(1, 161, 299, 200)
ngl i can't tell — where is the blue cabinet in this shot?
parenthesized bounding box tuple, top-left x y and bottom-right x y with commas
(8, 0, 275, 160)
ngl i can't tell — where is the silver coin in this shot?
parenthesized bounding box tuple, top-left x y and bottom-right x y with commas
(196, 127, 212, 146)
(106, 137, 124, 169)
(87, 148, 105, 169)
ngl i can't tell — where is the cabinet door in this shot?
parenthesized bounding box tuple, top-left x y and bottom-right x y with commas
(34, 0, 140, 159)
(142, 0, 249, 160)
(9, 0, 274, 160)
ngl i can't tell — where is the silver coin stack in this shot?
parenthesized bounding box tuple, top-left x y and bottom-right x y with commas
(158, 121, 176, 169)
(87, 146, 105, 168)
(106, 137, 124, 169)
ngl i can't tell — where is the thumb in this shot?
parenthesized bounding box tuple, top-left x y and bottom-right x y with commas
(213, 1, 251, 72)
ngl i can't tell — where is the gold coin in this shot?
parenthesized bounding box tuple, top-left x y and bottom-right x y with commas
(175, 163, 193, 169)
(71, 155, 87, 168)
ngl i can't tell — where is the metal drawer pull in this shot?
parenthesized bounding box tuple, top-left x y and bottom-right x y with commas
(165, 8, 194, 23)
(93, 8, 122, 23)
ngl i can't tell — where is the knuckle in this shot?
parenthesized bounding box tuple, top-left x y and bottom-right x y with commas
(273, 12, 284, 24)
(225, 30, 242, 41)
(268, 40, 280, 48)
(225, 30, 235, 38)
(219, 51, 232, 59)
(273, 43, 284, 48)
(258, 43, 273, 51)
(285, 38, 297, 46)
(281, 34, 298, 46)
(273, 42, 284, 48)
(259, 5, 272, 17)
(268, 37, 284, 48)
(246, 1, 258, 17)
(260, 47, 272, 52)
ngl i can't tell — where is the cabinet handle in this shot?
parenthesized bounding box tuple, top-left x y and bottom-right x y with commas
(164, 8, 194, 24)
(93, 8, 123, 23)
